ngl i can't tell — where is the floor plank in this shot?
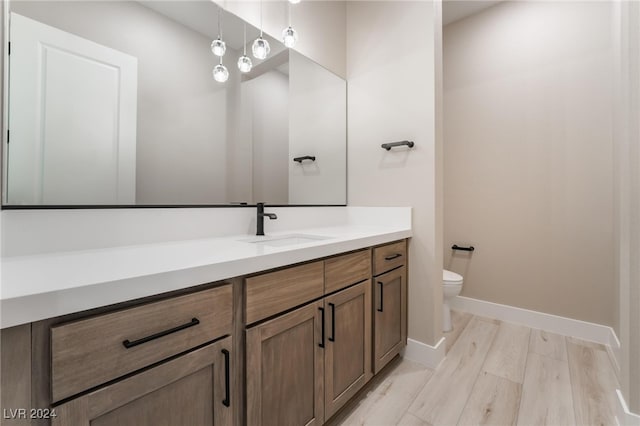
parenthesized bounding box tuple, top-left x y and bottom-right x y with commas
(408, 317, 498, 426)
(334, 359, 433, 426)
(444, 310, 472, 354)
(567, 340, 619, 426)
(529, 329, 567, 361)
(567, 336, 607, 351)
(482, 322, 531, 384)
(397, 412, 432, 426)
(335, 315, 620, 426)
(457, 371, 521, 426)
(517, 353, 575, 426)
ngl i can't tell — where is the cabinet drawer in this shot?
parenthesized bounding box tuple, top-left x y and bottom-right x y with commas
(246, 262, 324, 325)
(51, 285, 232, 403)
(373, 241, 407, 276)
(324, 250, 371, 294)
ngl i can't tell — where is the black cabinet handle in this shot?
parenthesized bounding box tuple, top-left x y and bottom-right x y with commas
(122, 318, 200, 349)
(319, 307, 325, 348)
(328, 303, 336, 342)
(377, 282, 384, 312)
(384, 253, 402, 261)
(222, 349, 230, 407)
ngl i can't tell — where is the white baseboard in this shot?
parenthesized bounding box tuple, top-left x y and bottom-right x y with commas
(616, 389, 640, 426)
(449, 296, 621, 372)
(608, 330, 622, 378)
(403, 337, 445, 369)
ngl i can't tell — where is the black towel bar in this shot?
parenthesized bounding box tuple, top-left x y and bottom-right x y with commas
(452, 244, 475, 252)
(381, 140, 415, 151)
(293, 155, 316, 163)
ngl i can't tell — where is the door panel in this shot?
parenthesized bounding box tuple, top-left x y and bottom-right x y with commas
(246, 301, 324, 426)
(8, 13, 137, 204)
(324, 281, 371, 420)
(91, 367, 213, 426)
(374, 268, 406, 373)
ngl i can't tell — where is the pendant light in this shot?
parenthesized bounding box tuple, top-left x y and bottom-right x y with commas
(252, 0, 270, 60)
(211, 7, 226, 57)
(282, 0, 299, 49)
(282, 2, 298, 49)
(237, 23, 253, 73)
(213, 57, 229, 83)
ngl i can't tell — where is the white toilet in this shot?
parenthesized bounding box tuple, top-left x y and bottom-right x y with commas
(442, 269, 464, 332)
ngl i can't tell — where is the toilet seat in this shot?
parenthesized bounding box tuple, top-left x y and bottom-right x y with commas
(443, 269, 463, 285)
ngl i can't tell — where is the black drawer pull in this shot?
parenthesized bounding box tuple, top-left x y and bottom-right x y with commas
(452, 244, 475, 252)
(328, 303, 336, 342)
(377, 282, 384, 312)
(122, 318, 200, 349)
(319, 307, 325, 348)
(222, 349, 230, 407)
(384, 253, 402, 261)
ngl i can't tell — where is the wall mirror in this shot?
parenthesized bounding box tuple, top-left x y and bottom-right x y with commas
(3, 0, 347, 206)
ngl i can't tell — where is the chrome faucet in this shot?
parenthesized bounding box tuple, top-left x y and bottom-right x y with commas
(256, 203, 277, 236)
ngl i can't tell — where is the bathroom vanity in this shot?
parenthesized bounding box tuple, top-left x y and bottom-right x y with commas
(0, 227, 409, 426)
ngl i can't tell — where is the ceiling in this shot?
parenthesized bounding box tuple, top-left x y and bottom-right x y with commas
(442, 0, 502, 26)
(139, 0, 279, 52)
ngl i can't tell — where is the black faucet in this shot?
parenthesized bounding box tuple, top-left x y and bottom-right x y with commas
(256, 203, 277, 236)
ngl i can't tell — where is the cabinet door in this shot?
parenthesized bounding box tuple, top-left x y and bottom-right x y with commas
(53, 336, 233, 426)
(374, 267, 407, 373)
(323, 280, 372, 419)
(246, 301, 324, 426)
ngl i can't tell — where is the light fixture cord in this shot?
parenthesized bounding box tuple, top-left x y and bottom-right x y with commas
(218, 7, 223, 38)
(259, 0, 263, 37)
(243, 23, 247, 55)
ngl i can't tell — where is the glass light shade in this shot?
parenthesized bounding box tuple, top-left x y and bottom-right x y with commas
(288, 0, 301, 4)
(212, 63, 229, 82)
(211, 37, 226, 57)
(282, 26, 298, 48)
(252, 37, 270, 60)
(237, 55, 253, 73)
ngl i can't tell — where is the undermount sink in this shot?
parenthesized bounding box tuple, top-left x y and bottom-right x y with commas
(240, 234, 332, 247)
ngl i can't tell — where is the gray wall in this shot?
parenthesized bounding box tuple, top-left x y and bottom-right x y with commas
(11, 1, 228, 204)
(347, 1, 443, 346)
(245, 70, 289, 204)
(443, 1, 616, 327)
(615, 0, 640, 413)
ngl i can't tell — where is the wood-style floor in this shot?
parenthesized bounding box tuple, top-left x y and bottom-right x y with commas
(330, 311, 620, 426)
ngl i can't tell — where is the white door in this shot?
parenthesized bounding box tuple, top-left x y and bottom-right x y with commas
(7, 13, 138, 205)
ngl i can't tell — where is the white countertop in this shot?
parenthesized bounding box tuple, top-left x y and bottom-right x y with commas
(1, 224, 411, 328)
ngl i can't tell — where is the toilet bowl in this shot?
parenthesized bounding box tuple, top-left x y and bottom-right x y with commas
(443, 269, 463, 332)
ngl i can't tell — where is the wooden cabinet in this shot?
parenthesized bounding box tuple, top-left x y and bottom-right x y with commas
(323, 281, 372, 419)
(246, 251, 374, 425)
(53, 336, 233, 426)
(245, 262, 324, 325)
(372, 242, 408, 374)
(1, 240, 408, 426)
(51, 285, 232, 402)
(246, 301, 325, 426)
